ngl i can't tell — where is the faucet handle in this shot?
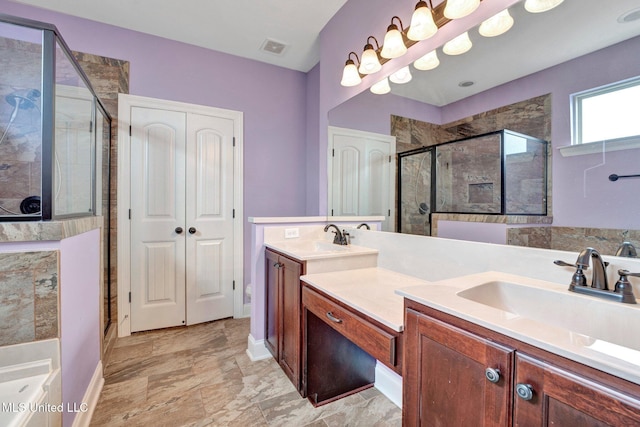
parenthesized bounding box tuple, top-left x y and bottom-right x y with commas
(553, 260, 576, 268)
(614, 270, 639, 304)
(554, 259, 587, 288)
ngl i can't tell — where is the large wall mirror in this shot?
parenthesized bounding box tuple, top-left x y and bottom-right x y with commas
(328, 0, 640, 256)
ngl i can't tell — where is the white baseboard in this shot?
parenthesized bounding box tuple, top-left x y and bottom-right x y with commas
(246, 334, 272, 361)
(242, 303, 251, 318)
(72, 361, 104, 427)
(374, 362, 403, 408)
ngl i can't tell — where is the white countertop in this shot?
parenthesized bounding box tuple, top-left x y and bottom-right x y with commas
(397, 271, 640, 386)
(301, 267, 433, 332)
(265, 240, 378, 261)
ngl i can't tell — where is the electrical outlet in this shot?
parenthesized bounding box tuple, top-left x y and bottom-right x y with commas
(284, 228, 299, 239)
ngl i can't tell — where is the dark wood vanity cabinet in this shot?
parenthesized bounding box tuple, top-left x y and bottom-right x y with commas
(403, 300, 640, 427)
(265, 248, 305, 394)
(403, 307, 514, 426)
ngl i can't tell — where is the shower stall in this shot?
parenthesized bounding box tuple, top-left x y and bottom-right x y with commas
(398, 130, 547, 235)
(0, 14, 111, 222)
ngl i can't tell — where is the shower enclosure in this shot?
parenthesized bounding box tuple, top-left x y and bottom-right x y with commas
(0, 14, 111, 222)
(1, 14, 113, 333)
(398, 130, 547, 235)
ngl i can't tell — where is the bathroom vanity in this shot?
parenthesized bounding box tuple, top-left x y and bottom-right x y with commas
(255, 222, 640, 423)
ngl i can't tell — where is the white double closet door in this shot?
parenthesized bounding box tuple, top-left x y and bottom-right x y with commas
(130, 107, 235, 332)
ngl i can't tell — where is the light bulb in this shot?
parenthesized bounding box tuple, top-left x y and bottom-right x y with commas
(381, 23, 407, 59)
(443, 32, 472, 55)
(340, 60, 361, 87)
(389, 66, 412, 84)
(407, 1, 438, 41)
(444, 0, 480, 20)
(524, 0, 564, 13)
(479, 9, 514, 37)
(359, 45, 382, 74)
(370, 78, 391, 95)
(414, 50, 440, 71)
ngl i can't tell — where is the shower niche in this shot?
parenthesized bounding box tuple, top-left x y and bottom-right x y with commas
(0, 15, 111, 221)
(398, 130, 547, 235)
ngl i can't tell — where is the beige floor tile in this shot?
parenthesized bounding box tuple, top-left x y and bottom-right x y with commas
(91, 317, 402, 426)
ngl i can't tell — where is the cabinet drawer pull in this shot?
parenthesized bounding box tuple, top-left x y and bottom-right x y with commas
(326, 311, 343, 324)
(485, 367, 501, 383)
(516, 383, 534, 401)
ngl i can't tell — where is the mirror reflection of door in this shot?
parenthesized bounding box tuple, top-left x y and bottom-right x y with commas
(328, 126, 395, 231)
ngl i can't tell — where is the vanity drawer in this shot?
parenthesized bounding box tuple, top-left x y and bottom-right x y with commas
(302, 284, 400, 372)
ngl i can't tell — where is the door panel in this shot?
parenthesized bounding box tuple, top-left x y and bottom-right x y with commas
(130, 107, 187, 332)
(329, 127, 395, 230)
(186, 113, 235, 325)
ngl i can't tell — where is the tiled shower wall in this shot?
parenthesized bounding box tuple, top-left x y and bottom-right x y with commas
(0, 251, 58, 346)
(392, 94, 551, 236)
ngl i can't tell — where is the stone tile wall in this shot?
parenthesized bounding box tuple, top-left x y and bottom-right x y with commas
(0, 251, 59, 346)
(508, 226, 640, 257)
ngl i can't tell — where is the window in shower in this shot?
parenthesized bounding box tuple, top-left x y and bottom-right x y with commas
(0, 21, 43, 219)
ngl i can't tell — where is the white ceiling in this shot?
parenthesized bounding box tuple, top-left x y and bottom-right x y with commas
(9, 0, 640, 106)
(10, 0, 348, 72)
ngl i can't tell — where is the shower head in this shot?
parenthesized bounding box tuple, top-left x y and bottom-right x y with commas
(5, 89, 40, 110)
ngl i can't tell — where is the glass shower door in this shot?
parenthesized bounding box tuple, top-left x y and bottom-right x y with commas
(398, 148, 432, 235)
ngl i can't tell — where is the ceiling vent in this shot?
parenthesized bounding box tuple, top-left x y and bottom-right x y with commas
(261, 39, 287, 55)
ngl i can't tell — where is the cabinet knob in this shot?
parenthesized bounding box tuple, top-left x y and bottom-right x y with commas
(175, 227, 183, 234)
(516, 383, 534, 401)
(188, 227, 197, 234)
(485, 367, 501, 383)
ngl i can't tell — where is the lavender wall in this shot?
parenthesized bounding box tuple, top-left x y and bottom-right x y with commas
(0, 0, 309, 286)
(315, 0, 520, 214)
(331, 36, 640, 231)
(60, 229, 100, 427)
(440, 36, 640, 230)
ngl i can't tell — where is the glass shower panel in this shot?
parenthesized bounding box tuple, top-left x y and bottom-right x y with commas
(0, 22, 43, 219)
(504, 131, 547, 215)
(399, 149, 432, 235)
(435, 133, 502, 213)
(54, 40, 94, 217)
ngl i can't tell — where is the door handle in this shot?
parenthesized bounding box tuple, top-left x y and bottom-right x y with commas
(188, 227, 197, 234)
(175, 227, 183, 234)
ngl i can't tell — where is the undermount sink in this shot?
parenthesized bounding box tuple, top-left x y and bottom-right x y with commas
(457, 280, 640, 352)
(281, 240, 349, 253)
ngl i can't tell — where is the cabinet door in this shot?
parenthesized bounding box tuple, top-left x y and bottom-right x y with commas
(264, 250, 280, 358)
(404, 309, 514, 427)
(280, 255, 302, 389)
(514, 353, 640, 426)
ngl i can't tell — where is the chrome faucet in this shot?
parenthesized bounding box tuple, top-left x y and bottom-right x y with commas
(555, 247, 637, 304)
(576, 247, 609, 290)
(324, 224, 348, 245)
(615, 241, 638, 258)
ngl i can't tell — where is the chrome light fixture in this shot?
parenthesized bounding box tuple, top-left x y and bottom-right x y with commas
(479, 9, 514, 37)
(340, 52, 362, 87)
(414, 50, 440, 71)
(389, 66, 412, 84)
(407, 1, 438, 41)
(370, 77, 391, 95)
(359, 36, 382, 74)
(524, 0, 564, 13)
(444, 0, 480, 20)
(380, 16, 408, 59)
(443, 31, 472, 55)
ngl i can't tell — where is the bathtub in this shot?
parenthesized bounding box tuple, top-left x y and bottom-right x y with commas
(0, 340, 61, 427)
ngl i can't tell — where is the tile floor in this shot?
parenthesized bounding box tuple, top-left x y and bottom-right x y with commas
(90, 317, 402, 426)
